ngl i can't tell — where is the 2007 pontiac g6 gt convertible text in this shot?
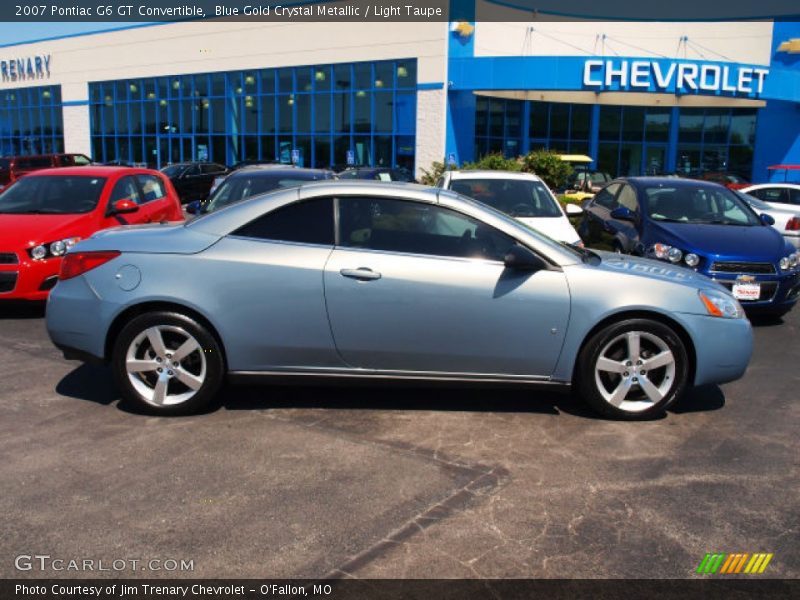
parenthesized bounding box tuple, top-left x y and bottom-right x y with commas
(46, 182, 753, 420)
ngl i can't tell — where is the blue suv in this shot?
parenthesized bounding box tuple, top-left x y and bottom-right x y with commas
(579, 177, 800, 316)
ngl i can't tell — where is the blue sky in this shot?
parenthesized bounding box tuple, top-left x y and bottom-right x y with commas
(0, 23, 147, 46)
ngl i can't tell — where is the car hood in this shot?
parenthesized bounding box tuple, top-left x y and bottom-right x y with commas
(648, 221, 788, 261)
(517, 216, 581, 244)
(592, 251, 717, 287)
(75, 222, 221, 254)
(0, 213, 94, 249)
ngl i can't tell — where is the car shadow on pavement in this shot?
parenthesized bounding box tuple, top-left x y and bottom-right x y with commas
(55, 365, 726, 420)
(0, 300, 46, 319)
(748, 314, 786, 328)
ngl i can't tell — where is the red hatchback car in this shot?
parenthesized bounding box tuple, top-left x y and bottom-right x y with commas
(0, 166, 183, 300)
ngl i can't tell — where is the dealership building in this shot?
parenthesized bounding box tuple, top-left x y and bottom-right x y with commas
(0, 1, 798, 181)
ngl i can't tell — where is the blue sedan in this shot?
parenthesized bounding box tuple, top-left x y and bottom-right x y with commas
(579, 177, 800, 316)
(47, 181, 753, 420)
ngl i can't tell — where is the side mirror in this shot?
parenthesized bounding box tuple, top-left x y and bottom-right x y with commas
(610, 206, 636, 221)
(504, 245, 547, 272)
(186, 200, 203, 215)
(565, 203, 583, 216)
(110, 198, 139, 215)
(760, 213, 775, 226)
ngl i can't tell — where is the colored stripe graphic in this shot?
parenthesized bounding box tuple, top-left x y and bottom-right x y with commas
(699, 553, 773, 574)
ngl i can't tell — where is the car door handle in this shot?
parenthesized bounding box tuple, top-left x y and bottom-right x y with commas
(340, 268, 381, 281)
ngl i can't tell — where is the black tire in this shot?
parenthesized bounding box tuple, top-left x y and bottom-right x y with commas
(575, 318, 689, 420)
(111, 311, 225, 415)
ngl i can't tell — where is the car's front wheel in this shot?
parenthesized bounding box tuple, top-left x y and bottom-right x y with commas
(576, 319, 689, 420)
(111, 311, 224, 415)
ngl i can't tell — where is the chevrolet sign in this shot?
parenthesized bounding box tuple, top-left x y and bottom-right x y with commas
(583, 59, 768, 95)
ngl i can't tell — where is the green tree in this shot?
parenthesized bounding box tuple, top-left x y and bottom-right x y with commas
(519, 150, 573, 189)
(461, 153, 522, 172)
(418, 160, 447, 186)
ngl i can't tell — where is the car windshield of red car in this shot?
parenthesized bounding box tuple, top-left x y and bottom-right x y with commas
(0, 175, 107, 214)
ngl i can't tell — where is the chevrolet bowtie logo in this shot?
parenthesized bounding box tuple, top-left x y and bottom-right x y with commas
(777, 39, 800, 53)
(451, 21, 475, 39)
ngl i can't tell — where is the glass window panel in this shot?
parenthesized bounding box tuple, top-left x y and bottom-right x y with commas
(243, 95, 258, 133)
(395, 92, 415, 135)
(599, 106, 622, 141)
(314, 136, 331, 168)
(156, 77, 169, 99)
(243, 136, 258, 160)
(211, 98, 226, 134)
(375, 135, 392, 166)
(181, 100, 193, 134)
(294, 135, 311, 167)
(729, 109, 756, 146)
(549, 104, 569, 139)
(314, 93, 331, 133)
(334, 135, 350, 168)
(354, 135, 371, 165)
(210, 73, 226, 96)
(260, 69, 275, 94)
(676, 144, 702, 175)
(278, 95, 294, 133)
(195, 99, 211, 134)
(374, 62, 394, 90)
(334, 64, 352, 90)
(143, 102, 156, 135)
(488, 99, 504, 138)
(168, 100, 180, 133)
(116, 104, 129, 134)
(703, 110, 730, 144)
(211, 136, 226, 164)
(243, 71, 257, 93)
(313, 66, 331, 91)
(396, 61, 416, 88)
(296, 67, 312, 92)
(92, 137, 104, 162)
(278, 68, 293, 93)
(354, 92, 371, 133)
(260, 95, 275, 134)
(570, 104, 591, 140)
(374, 91, 393, 133)
(621, 107, 645, 142)
(679, 109, 704, 143)
(529, 102, 549, 139)
(598, 142, 620, 177)
(728, 145, 754, 178)
(475, 97, 488, 137)
(296, 94, 311, 133)
(505, 100, 521, 138)
(234, 198, 334, 245)
(644, 109, 670, 143)
(354, 63, 372, 90)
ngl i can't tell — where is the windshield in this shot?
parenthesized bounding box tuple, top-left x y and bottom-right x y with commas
(449, 178, 562, 218)
(160, 165, 186, 178)
(643, 185, 760, 226)
(205, 172, 327, 212)
(0, 176, 107, 214)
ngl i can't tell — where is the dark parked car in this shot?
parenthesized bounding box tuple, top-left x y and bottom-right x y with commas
(578, 177, 800, 315)
(160, 162, 227, 203)
(337, 167, 414, 182)
(0, 153, 93, 188)
(187, 165, 336, 215)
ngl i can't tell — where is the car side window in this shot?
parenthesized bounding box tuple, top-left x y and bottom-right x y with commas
(109, 176, 143, 205)
(185, 165, 201, 176)
(202, 164, 224, 174)
(232, 198, 334, 246)
(592, 183, 621, 209)
(616, 185, 638, 212)
(754, 187, 788, 203)
(136, 174, 167, 204)
(789, 189, 800, 205)
(338, 197, 517, 262)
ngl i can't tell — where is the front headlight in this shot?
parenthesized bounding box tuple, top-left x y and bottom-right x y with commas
(651, 243, 688, 265)
(779, 252, 799, 271)
(29, 237, 81, 260)
(699, 288, 744, 319)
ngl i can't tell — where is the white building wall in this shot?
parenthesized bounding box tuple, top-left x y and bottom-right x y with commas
(473, 3, 773, 66)
(415, 88, 447, 174)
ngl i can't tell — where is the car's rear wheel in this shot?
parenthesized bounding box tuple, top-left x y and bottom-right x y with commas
(112, 311, 224, 415)
(576, 319, 689, 420)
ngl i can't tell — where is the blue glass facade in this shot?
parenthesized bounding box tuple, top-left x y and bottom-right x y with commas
(474, 98, 757, 178)
(0, 85, 64, 156)
(88, 59, 417, 170)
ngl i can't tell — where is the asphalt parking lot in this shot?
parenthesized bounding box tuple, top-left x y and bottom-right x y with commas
(1, 303, 797, 579)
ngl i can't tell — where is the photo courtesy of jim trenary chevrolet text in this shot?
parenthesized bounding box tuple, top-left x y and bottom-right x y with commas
(0, 0, 798, 599)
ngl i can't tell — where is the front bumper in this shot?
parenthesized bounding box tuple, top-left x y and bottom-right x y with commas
(703, 268, 800, 314)
(0, 251, 61, 301)
(682, 313, 753, 387)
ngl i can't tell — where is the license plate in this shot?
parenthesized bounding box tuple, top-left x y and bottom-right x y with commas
(732, 282, 761, 301)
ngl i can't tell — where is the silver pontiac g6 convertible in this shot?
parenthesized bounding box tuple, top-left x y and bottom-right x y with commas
(46, 182, 753, 420)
